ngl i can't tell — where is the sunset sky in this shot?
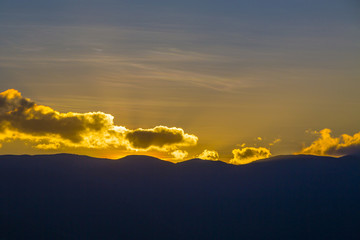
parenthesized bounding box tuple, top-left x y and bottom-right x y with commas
(0, 0, 359, 163)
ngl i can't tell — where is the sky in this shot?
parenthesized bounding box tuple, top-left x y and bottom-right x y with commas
(0, 0, 359, 163)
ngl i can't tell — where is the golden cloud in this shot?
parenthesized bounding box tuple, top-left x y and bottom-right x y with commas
(197, 149, 219, 161)
(269, 138, 281, 146)
(230, 147, 271, 165)
(299, 128, 360, 156)
(0, 89, 198, 152)
(171, 150, 189, 160)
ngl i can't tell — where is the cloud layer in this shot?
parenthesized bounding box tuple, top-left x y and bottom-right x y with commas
(300, 128, 360, 156)
(0, 89, 198, 152)
(230, 147, 271, 165)
(4, 90, 358, 163)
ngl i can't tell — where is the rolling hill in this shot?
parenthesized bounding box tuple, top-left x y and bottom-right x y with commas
(0, 154, 359, 239)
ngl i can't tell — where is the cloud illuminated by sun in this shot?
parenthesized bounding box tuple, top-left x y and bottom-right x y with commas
(299, 128, 360, 156)
(0, 89, 198, 153)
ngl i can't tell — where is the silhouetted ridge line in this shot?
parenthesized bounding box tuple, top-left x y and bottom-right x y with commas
(0, 154, 360, 239)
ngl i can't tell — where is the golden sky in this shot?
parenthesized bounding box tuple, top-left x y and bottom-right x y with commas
(0, 0, 359, 163)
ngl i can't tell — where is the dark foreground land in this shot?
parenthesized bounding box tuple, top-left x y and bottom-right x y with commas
(0, 154, 360, 239)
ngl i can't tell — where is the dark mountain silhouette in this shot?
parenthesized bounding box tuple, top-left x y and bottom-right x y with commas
(1, 154, 360, 239)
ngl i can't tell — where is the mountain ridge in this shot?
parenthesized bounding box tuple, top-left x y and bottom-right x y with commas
(0, 152, 353, 166)
(0, 153, 359, 239)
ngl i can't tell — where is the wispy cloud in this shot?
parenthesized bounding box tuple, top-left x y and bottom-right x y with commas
(269, 138, 281, 146)
(0, 25, 257, 92)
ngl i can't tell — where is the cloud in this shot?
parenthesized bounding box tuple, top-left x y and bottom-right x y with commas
(0, 89, 198, 152)
(269, 138, 281, 146)
(171, 150, 188, 160)
(230, 147, 271, 165)
(299, 128, 360, 156)
(125, 126, 197, 151)
(197, 149, 219, 161)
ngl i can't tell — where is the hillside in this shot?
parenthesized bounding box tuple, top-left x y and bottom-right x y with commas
(0, 154, 359, 239)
